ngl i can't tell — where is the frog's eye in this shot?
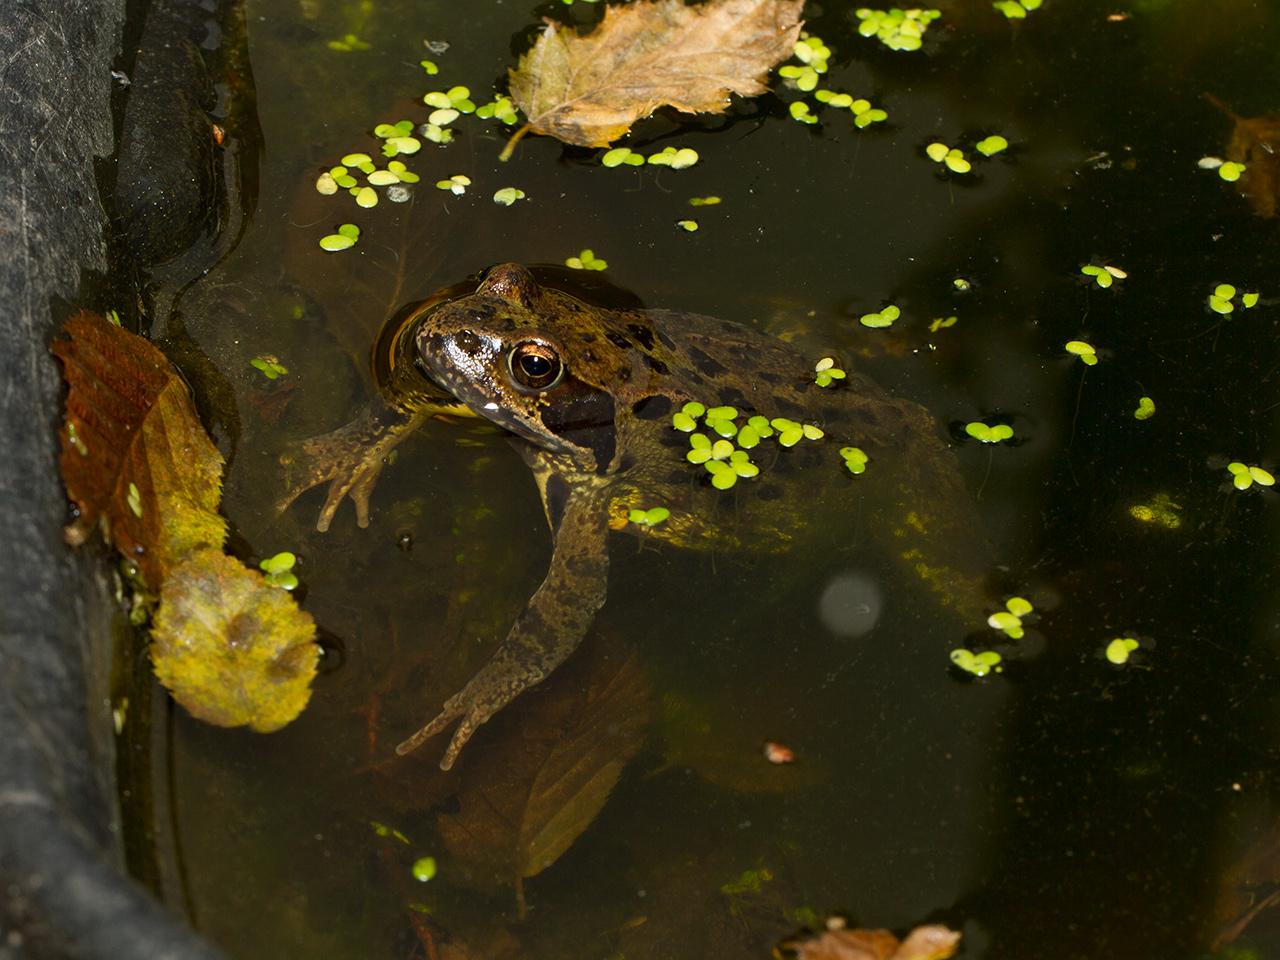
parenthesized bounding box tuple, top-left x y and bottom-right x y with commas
(507, 341, 564, 392)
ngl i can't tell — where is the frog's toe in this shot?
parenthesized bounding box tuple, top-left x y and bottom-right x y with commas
(394, 696, 489, 770)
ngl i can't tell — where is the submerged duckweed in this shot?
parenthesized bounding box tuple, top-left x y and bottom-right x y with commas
(250, 356, 288, 380)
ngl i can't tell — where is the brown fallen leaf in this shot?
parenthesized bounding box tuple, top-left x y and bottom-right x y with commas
(778, 921, 960, 960)
(53, 311, 318, 731)
(506, 0, 805, 153)
(52, 310, 226, 586)
(437, 637, 649, 908)
(1206, 93, 1280, 219)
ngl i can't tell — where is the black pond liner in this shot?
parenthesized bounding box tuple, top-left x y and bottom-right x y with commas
(0, 1, 225, 957)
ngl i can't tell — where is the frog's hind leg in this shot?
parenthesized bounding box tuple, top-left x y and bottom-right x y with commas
(396, 488, 611, 769)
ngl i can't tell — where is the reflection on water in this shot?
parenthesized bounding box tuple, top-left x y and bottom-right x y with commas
(129, 0, 1280, 957)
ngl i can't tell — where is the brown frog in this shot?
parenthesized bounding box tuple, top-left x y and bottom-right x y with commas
(282, 263, 988, 769)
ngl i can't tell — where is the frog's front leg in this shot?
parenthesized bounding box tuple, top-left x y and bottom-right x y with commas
(277, 403, 432, 531)
(396, 487, 611, 769)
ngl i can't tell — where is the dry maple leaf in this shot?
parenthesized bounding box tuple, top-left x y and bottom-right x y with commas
(53, 311, 318, 731)
(507, 0, 805, 151)
(1206, 93, 1280, 219)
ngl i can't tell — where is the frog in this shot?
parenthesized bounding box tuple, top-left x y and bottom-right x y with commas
(281, 263, 989, 769)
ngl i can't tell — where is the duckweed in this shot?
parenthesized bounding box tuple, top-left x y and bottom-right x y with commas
(950, 648, 1002, 676)
(1227, 462, 1275, 491)
(1129, 493, 1182, 529)
(929, 316, 958, 332)
(628, 506, 671, 526)
(1105, 637, 1140, 665)
(989, 596, 1033, 639)
(686, 433, 713, 464)
(789, 101, 818, 125)
(475, 95, 519, 125)
(319, 223, 360, 252)
(1201, 157, 1247, 182)
(855, 8, 941, 52)
(689, 196, 721, 206)
(565, 249, 607, 270)
(1134, 396, 1155, 420)
(126, 482, 142, 518)
(411, 857, 437, 882)
(1065, 340, 1098, 365)
(779, 33, 829, 91)
(493, 187, 527, 205)
(815, 356, 846, 387)
(250, 356, 288, 380)
(965, 421, 1014, 443)
(1081, 264, 1126, 289)
(1208, 283, 1259, 315)
(423, 85, 475, 113)
(676, 219, 699, 232)
(434, 174, 471, 195)
(315, 172, 339, 195)
(850, 99, 889, 128)
(925, 142, 970, 173)
(975, 135, 1009, 156)
(355, 186, 378, 208)
(601, 147, 646, 168)
(840, 446, 869, 474)
(259, 551, 299, 590)
(648, 147, 700, 169)
(859, 305, 901, 328)
(428, 107, 460, 126)
(419, 59, 439, 75)
(993, 0, 1042, 18)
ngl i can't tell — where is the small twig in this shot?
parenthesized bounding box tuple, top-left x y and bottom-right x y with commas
(499, 123, 532, 162)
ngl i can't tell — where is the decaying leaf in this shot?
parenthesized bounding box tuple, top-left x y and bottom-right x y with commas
(1206, 93, 1280, 218)
(53, 311, 318, 731)
(507, 0, 805, 150)
(52, 310, 226, 586)
(152, 549, 319, 732)
(778, 921, 960, 960)
(437, 637, 649, 898)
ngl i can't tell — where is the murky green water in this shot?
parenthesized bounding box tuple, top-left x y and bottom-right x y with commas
(127, 0, 1280, 956)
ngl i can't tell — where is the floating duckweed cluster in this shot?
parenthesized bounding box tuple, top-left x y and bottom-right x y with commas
(474, 94, 519, 125)
(672, 402, 827, 490)
(814, 357, 846, 387)
(859, 305, 901, 328)
(1134, 396, 1156, 420)
(1199, 156, 1246, 182)
(319, 223, 361, 252)
(1226, 461, 1275, 491)
(600, 146, 699, 169)
(840, 446, 869, 475)
(854, 8, 941, 52)
(423, 85, 476, 115)
(975, 135, 1009, 157)
(628, 506, 670, 526)
(689, 196, 721, 206)
(950, 648, 1002, 677)
(316, 154, 421, 211)
(435, 174, 471, 195)
(1080, 263, 1126, 288)
(965, 421, 1013, 443)
(1207, 283, 1259, 315)
(993, 0, 1042, 19)
(815, 90, 889, 128)
(259, 552, 299, 591)
(926, 142, 971, 173)
(929, 316, 958, 332)
(1105, 637, 1140, 665)
(565, 249, 608, 270)
(778, 34, 830, 91)
(989, 596, 1033, 639)
(1065, 340, 1098, 366)
(373, 119, 423, 157)
(250, 355, 288, 380)
(492, 186, 526, 206)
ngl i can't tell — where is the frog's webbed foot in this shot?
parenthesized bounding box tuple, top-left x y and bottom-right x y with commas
(277, 405, 428, 532)
(396, 485, 611, 770)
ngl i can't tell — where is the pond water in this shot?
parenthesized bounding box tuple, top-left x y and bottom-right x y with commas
(125, 0, 1280, 957)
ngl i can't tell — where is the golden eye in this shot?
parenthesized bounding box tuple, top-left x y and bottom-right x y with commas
(508, 341, 564, 391)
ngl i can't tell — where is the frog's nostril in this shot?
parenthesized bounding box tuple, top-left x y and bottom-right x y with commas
(453, 331, 481, 355)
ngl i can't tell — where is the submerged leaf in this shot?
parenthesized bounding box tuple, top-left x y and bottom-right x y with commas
(508, 0, 805, 148)
(151, 549, 318, 732)
(1207, 93, 1280, 218)
(779, 922, 960, 960)
(437, 637, 650, 888)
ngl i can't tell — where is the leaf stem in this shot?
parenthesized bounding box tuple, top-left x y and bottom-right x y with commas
(498, 123, 532, 162)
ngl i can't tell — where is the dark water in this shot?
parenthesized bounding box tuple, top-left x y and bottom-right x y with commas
(129, 0, 1280, 957)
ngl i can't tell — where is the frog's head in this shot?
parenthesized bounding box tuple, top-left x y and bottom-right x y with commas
(415, 263, 619, 472)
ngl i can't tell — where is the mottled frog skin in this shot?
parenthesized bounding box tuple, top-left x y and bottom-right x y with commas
(287, 264, 988, 769)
